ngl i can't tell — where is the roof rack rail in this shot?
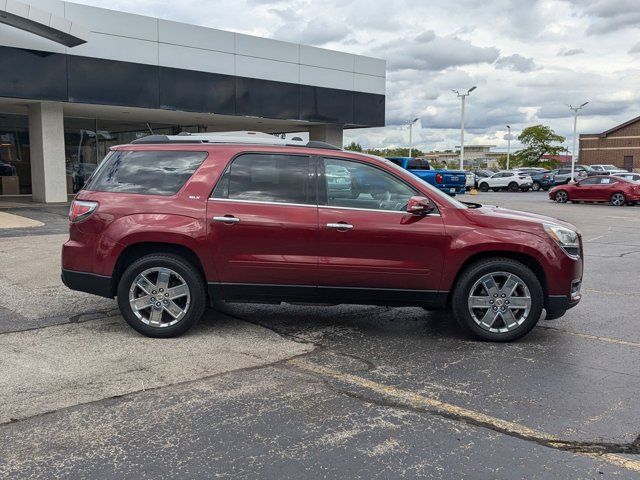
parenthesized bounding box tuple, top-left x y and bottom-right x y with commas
(130, 131, 342, 150)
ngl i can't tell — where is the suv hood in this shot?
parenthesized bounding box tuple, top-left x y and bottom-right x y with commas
(464, 205, 578, 233)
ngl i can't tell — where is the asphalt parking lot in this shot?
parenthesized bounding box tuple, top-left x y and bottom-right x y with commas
(0, 192, 639, 479)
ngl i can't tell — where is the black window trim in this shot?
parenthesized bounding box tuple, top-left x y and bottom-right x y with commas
(209, 151, 315, 206)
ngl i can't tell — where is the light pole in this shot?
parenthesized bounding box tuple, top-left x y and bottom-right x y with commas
(408, 117, 419, 158)
(452, 86, 476, 170)
(568, 102, 589, 183)
(506, 125, 511, 170)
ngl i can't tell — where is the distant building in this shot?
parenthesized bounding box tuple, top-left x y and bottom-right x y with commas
(579, 116, 640, 172)
(541, 154, 572, 165)
(424, 145, 503, 169)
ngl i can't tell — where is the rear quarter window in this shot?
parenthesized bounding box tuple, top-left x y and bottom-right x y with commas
(86, 150, 207, 195)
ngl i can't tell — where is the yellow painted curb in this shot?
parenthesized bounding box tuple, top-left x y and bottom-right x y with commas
(0, 212, 44, 229)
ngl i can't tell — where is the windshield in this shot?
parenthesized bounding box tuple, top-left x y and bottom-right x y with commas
(364, 154, 469, 209)
(604, 165, 619, 171)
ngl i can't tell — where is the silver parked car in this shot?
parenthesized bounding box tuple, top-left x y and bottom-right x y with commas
(591, 164, 628, 175)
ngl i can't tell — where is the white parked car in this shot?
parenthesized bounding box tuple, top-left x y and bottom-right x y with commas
(464, 171, 475, 190)
(591, 164, 628, 175)
(616, 172, 640, 183)
(477, 171, 533, 192)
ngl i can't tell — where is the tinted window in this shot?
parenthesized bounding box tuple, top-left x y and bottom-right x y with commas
(598, 177, 617, 185)
(323, 158, 416, 211)
(407, 159, 430, 170)
(559, 169, 570, 174)
(86, 150, 207, 195)
(578, 177, 598, 185)
(213, 154, 311, 204)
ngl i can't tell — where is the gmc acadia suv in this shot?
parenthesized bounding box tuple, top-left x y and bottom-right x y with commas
(62, 132, 583, 342)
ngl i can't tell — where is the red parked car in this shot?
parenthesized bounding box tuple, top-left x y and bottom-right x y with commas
(549, 175, 640, 206)
(62, 132, 583, 342)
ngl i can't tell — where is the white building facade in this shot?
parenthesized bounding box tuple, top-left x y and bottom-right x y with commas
(0, 0, 386, 202)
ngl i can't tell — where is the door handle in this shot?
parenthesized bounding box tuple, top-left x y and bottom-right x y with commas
(327, 222, 353, 230)
(212, 216, 240, 224)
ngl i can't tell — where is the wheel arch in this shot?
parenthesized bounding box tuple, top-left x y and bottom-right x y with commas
(111, 242, 206, 296)
(447, 250, 548, 307)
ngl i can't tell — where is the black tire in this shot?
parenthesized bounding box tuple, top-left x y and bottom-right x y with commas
(520, 187, 530, 192)
(554, 190, 569, 203)
(479, 182, 489, 192)
(610, 192, 626, 207)
(117, 253, 206, 338)
(508, 182, 519, 192)
(451, 258, 544, 342)
(531, 181, 541, 192)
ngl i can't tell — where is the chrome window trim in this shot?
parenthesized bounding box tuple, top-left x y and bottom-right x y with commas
(208, 197, 441, 216)
(209, 197, 317, 208)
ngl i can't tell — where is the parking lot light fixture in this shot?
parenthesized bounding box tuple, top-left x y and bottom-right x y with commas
(452, 87, 477, 170)
(568, 102, 589, 184)
(408, 117, 419, 158)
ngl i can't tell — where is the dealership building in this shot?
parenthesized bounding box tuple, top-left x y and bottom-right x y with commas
(579, 115, 639, 172)
(0, 0, 386, 202)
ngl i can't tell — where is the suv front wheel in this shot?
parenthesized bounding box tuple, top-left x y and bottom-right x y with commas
(451, 258, 543, 341)
(117, 253, 206, 338)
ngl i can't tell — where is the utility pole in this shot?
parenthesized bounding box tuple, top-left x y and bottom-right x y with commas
(408, 117, 419, 158)
(568, 102, 589, 183)
(452, 86, 476, 170)
(506, 125, 511, 170)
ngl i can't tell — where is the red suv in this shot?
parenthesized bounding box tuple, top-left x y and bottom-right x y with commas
(62, 132, 583, 341)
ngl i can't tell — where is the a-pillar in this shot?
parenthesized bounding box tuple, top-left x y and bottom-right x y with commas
(309, 124, 344, 148)
(28, 103, 67, 203)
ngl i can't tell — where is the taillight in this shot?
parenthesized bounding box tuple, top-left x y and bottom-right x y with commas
(69, 200, 98, 223)
(435, 173, 443, 184)
(543, 174, 549, 179)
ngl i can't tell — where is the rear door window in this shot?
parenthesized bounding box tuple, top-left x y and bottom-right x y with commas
(86, 150, 207, 195)
(212, 153, 312, 204)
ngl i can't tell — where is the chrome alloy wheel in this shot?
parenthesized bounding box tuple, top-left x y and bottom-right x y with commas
(128, 267, 191, 327)
(611, 192, 626, 206)
(555, 191, 568, 203)
(467, 272, 532, 334)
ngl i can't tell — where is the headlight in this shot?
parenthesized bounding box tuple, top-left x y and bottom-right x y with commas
(543, 223, 580, 258)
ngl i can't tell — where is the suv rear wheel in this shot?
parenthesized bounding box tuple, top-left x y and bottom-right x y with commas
(451, 258, 543, 341)
(117, 254, 206, 338)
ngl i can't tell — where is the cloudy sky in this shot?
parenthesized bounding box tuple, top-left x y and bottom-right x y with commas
(76, 0, 640, 153)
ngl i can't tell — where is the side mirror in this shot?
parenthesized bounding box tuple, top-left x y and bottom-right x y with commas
(407, 196, 435, 215)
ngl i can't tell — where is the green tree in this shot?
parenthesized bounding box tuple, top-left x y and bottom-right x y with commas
(344, 141, 363, 152)
(515, 125, 566, 166)
(364, 147, 425, 158)
(497, 154, 523, 170)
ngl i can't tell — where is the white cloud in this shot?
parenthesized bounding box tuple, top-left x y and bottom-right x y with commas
(495, 54, 540, 73)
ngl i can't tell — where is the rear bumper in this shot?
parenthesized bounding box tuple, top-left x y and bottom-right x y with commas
(437, 185, 466, 195)
(61, 269, 113, 298)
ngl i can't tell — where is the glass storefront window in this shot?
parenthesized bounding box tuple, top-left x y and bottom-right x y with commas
(0, 111, 206, 195)
(0, 113, 30, 195)
(64, 119, 203, 192)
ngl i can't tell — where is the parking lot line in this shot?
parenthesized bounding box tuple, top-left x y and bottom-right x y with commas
(583, 288, 638, 297)
(538, 325, 640, 348)
(289, 359, 640, 474)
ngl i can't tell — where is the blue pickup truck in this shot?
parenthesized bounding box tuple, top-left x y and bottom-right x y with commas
(386, 157, 467, 196)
